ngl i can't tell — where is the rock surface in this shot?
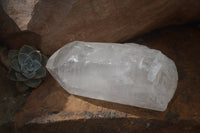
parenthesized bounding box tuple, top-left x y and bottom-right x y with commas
(0, 0, 39, 30)
(46, 41, 178, 111)
(4, 30, 41, 50)
(0, 58, 30, 133)
(0, 4, 19, 38)
(14, 24, 200, 131)
(0, 64, 27, 125)
(1, 0, 200, 55)
(0, 1, 41, 50)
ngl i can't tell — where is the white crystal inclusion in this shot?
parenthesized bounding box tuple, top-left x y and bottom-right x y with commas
(46, 41, 178, 111)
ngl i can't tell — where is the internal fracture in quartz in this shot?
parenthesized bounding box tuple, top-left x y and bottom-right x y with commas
(46, 41, 178, 111)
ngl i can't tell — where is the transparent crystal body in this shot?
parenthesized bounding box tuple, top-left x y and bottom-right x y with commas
(46, 41, 178, 111)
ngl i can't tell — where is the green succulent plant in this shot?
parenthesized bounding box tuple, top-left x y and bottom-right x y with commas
(7, 45, 47, 92)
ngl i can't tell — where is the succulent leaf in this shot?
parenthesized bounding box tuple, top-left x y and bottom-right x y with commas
(23, 56, 34, 72)
(16, 72, 28, 81)
(32, 60, 41, 71)
(19, 45, 36, 54)
(11, 56, 18, 61)
(8, 69, 17, 81)
(25, 79, 42, 88)
(35, 66, 46, 79)
(24, 56, 33, 64)
(10, 59, 21, 72)
(8, 50, 18, 61)
(29, 51, 41, 61)
(23, 70, 36, 79)
(16, 82, 29, 93)
(18, 53, 29, 65)
(40, 55, 48, 66)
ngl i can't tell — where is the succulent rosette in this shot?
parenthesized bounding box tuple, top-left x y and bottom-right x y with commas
(8, 45, 47, 92)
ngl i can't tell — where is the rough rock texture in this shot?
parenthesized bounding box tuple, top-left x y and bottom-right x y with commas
(0, 64, 28, 126)
(14, 24, 200, 132)
(1, 0, 200, 55)
(0, 0, 39, 30)
(0, 4, 19, 38)
(17, 119, 200, 133)
(4, 31, 41, 49)
(0, 3, 41, 52)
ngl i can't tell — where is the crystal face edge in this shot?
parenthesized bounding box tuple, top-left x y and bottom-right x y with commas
(46, 41, 178, 111)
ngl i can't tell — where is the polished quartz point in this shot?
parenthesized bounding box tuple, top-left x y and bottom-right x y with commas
(46, 41, 178, 111)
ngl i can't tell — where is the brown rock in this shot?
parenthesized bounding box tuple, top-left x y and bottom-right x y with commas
(0, 4, 19, 38)
(17, 119, 200, 133)
(14, 75, 133, 127)
(15, 24, 200, 132)
(1, 0, 200, 55)
(0, 0, 39, 30)
(0, 64, 27, 126)
(0, 45, 9, 68)
(0, 3, 40, 50)
(4, 30, 41, 50)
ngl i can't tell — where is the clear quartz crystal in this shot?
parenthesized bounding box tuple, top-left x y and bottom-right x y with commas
(46, 41, 178, 111)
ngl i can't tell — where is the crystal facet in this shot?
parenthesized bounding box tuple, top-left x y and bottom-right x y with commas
(46, 41, 178, 111)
